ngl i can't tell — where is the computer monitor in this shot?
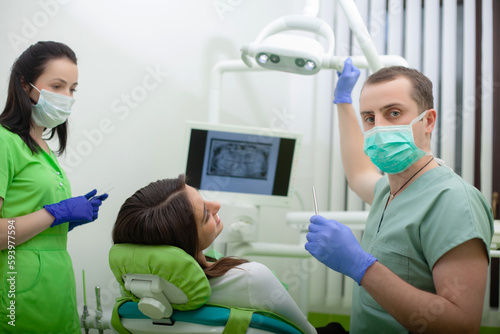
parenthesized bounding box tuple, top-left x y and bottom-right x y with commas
(184, 121, 301, 208)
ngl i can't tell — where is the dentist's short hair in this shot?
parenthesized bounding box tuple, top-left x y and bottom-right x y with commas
(363, 66, 434, 112)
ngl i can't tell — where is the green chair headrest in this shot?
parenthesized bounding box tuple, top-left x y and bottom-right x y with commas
(109, 244, 211, 311)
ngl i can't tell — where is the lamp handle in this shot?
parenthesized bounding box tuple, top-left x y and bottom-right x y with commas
(254, 15, 334, 55)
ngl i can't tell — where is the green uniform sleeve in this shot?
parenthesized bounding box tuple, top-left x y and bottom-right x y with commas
(420, 175, 494, 268)
(0, 130, 14, 199)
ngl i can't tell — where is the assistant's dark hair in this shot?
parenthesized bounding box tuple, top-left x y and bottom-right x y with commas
(112, 175, 247, 278)
(0, 41, 77, 155)
(363, 66, 434, 112)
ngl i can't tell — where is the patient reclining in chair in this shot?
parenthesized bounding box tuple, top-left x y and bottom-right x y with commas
(111, 174, 317, 334)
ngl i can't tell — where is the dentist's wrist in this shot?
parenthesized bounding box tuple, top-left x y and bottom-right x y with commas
(359, 258, 380, 287)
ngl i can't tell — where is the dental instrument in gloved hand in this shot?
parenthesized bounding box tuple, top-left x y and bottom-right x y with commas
(312, 186, 319, 215)
(305, 215, 377, 285)
(44, 189, 109, 230)
(333, 57, 361, 104)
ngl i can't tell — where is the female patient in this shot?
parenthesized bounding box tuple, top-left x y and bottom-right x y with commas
(112, 175, 317, 334)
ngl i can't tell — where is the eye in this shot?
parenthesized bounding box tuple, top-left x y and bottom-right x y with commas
(203, 207, 210, 223)
(388, 110, 401, 117)
(364, 115, 375, 124)
(70, 88, 77, 93)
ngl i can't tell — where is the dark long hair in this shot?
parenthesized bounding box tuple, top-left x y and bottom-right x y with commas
(112, 175, 248, 278)
(0, 41, 77, 155)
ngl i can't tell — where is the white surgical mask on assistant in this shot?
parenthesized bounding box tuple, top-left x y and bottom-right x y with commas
(363, 110, 430, 174)
(30, 83, 75, 128)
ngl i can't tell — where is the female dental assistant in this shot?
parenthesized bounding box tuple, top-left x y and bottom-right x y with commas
(0, 41, 108, 333)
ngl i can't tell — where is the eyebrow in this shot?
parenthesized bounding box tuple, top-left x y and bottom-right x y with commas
(50, 78, 78, 86)
(194, 187, 208, 223)
(360, 103, 404, 115)
(380, 103, 404, 111)
(202, 203, 208, 223)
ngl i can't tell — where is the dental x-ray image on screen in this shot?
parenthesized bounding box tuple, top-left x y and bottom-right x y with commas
(208, 140, 271, 179)
(184, 121, 300, 207)
(201, 130, 280, 195)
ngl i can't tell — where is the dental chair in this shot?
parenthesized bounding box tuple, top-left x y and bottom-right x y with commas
(109, 244, 305, 334)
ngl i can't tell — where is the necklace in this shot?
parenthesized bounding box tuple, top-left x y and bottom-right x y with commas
(388, 156, 435, 201)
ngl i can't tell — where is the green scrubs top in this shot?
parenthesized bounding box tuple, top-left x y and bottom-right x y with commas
(0, 126, 80, 333)
(350, 166, 493, 333)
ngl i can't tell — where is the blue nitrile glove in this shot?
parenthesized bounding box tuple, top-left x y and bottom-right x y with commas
(305, 215, 377, 285)
(68, 192, 109, 231)
(333, 57, 361, 104)
(44, 189, 109, 230)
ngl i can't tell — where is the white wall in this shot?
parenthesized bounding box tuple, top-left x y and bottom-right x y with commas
(0, 0, 335, 317)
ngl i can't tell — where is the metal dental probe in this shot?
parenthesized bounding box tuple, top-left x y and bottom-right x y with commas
(312, 186, 319, 215)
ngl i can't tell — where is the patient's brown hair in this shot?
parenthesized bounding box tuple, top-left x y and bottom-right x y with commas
(112, 174, 247, 278)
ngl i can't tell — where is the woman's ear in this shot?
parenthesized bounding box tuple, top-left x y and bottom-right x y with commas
(20, 77, 31, 94)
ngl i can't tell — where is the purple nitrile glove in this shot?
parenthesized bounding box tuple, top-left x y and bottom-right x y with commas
(305, 215, 376, 285)
(333, 57, 361, 104)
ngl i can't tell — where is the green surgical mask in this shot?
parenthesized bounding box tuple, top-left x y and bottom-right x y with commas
(363, 111, 429, 174)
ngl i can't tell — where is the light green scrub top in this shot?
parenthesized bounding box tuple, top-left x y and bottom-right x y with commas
(350, 166, 493, 334)
(0, 125, 80, 333)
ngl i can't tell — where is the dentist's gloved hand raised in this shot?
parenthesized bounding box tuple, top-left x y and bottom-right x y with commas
(44, 189, 109, 231)
(333, 57, 361, 104)
(305, 215, 377, 285)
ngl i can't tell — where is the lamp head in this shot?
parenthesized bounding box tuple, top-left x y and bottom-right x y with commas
(240, 15, 335, 75)
(248, 34, 325, 75)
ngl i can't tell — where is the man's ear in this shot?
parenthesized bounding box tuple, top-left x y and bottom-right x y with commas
(424, 109, 437, 134)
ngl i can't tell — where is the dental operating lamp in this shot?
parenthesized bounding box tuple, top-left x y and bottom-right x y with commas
(210, 0, 408, 123)
(240, 0, 408, 75)
(241, 15, 335, 75)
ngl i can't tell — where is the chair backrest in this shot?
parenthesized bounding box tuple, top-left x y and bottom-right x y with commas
(109, 243, 305, 334)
